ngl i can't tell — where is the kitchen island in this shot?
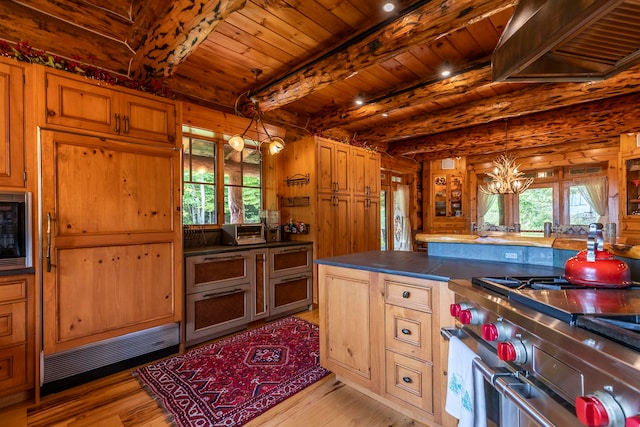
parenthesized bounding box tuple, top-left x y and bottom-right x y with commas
(315, 250, 563, 427)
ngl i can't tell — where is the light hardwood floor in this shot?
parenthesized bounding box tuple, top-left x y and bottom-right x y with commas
(1, 309, 426, 427)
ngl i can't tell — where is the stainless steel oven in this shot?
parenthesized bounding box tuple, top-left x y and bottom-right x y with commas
(0, 191, 32, 270)
(443, 277, 640, 427)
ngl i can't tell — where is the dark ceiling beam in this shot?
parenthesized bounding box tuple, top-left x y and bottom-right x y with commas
(255, 0, 516, 111)
(374, 63, 640, 153)
(129, 0, 246, 80)
(394, 91, 640, 161)
(0, 1, 132, 75)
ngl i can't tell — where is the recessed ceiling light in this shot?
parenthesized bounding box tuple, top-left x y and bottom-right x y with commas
(383, 3, 395, 12)
(441, 69, 451, 77)
(355, 93, 364, 105)
(382, 112, 389, 117)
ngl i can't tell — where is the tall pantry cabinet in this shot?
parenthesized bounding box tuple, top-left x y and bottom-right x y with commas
(277, 136, 380, 300)
(36, 67, 183, 355)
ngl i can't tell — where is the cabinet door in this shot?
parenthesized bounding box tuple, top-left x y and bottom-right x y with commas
(317, 139, 350, 194)
(45, 72, 118, 135)
(40, 131, 182, 354)
(319, 265, 380, 391)
(353, 149, 380, 197)
(0, 62, 26, 187)
(252, 249, 269, 320)
(317, 193, 351, 258)
(119, 94, 176, 144)
(352, 196, 380, 253)
(270, 272, 312, 316)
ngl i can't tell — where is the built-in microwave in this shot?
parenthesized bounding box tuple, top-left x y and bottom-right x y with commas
(0, 191, 32, 271)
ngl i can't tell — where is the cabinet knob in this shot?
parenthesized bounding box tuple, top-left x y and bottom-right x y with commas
(402, 290, 410, 298)
(401, 328, 411, 335)
(402, 376, 412, 384)
(47, 109, 56, 117)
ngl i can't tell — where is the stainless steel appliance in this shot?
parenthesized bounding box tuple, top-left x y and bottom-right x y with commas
(443, 276, 640, 427)
(0, 191, 32, 270)
(222, 223, 266, 245)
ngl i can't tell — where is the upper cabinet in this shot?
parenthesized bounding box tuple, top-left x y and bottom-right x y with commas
(426, 158, 468, 234)
(43, 71, 177, 145)
(0, 59, 27, 187)
(619, 133, 640, 240)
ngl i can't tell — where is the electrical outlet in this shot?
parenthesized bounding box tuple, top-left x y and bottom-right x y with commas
(504, 252, 519, 260)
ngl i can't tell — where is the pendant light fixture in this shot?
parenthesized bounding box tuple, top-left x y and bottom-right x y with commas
(480, 120, 533, 195)
(228, 68, 285, 156)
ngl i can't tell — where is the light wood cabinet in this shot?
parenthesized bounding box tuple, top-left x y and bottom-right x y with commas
(318, 265, 382, 392)
(40, 131, 182, 354)
(0, 59, 27, 187)
(427, 158, 468, 234)
(0, 274, 34, 403)
(318, 264, 452, 425)
(278, 136, 381, 300)
(620, 133, 640, 240)
(43, 71, 177, 145)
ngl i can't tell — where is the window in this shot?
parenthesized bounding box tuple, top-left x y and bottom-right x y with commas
(183, 133, 216, 225)
(182, 126, 262, 225)
(518, 187, 553, 230)
(223, 142, 262, 224)
(568, 185, 597, 224)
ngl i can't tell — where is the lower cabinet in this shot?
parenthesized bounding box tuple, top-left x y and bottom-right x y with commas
(0, 274, 34, 405)
(318, 265, 452, 425)
(184, 243, 313, 346)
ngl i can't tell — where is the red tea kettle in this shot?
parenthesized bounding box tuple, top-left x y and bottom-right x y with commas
(564, 223, 632, 288)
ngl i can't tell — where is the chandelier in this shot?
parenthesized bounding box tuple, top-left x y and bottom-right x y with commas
(479, 121, 533, 195)
(228, 68, 285, 156)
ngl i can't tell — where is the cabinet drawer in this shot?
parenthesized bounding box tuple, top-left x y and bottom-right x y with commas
(0, 280, 26, 303)
(0, 343, 27, 392)
(385, 350, 433, 413)
(270, 273, 312, 315)
(0, 302, 26, 347)
(385, 305, 432, 361)
(186, 252, 252, 293)
(269, 245, 312, 278)
(185, 284, 251, 346)
(384, 280, 432, 312)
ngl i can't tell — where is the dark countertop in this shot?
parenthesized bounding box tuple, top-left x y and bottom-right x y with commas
(315, 250, 564, 282)
(184, 240, 312, 257)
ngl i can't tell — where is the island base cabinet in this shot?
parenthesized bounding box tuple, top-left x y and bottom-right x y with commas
(319, 265, 451, 426)
(319, 265, 382, 393)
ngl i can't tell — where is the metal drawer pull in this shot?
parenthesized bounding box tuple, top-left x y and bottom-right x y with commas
(202, 288, 245, 298)
(113, 113, 120, 133)
(203, 255, 244, 261)
(279, 275, 307, 284)
(402, 290, 410, 298)
(280, 247, 307, 254)
(402, 376, 412, 383)
(401, 328, 411, 335)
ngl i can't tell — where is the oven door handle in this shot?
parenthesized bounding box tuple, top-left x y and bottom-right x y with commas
(474, 359, 556, 427)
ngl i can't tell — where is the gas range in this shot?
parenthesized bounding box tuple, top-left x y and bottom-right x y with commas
(447, 276, 640, 427)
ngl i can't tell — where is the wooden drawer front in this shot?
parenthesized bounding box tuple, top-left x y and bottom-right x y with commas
(185, 284, 251, 345)
(0, 344, 27, 391)
(271, 273, 312, 315)
(385, 350, 434, 413)
(187, 253, 251, 293)
(269, 246, 312, 278)
(385, 280, 432, 312)
(385, 305, 432, 361)
(0, 280, 26, 303)
(0, 302, 26, 347)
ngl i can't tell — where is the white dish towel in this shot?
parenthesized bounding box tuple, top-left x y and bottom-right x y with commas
(445, 335, 487, 427)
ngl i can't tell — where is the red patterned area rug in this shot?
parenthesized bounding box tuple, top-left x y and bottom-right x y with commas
(133, 317, 330, 427)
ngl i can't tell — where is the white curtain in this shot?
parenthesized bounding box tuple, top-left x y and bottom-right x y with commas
(477, 190, 497, 225)
(393, 185, 412, 251)
(577, 177, 608, 223)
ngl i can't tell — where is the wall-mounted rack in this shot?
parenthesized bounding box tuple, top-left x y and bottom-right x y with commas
(281, 196, 310, 207)
(284, 174, 310, 186)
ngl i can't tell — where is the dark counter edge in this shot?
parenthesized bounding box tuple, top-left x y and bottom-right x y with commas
(314, 251, 565, 282)
(184, 240, 312, 256)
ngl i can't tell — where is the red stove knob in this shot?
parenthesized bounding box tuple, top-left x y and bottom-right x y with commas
(626, 415, 640, 427)
(576, 390, 626, 427)
(497, 340, 527, 364)
(458, 309, 474, 325)
(482, 323, 499, 341)
(450, 303, 462, 317)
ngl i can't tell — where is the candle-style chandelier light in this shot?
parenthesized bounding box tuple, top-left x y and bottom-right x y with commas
(479, 120, 533, 195)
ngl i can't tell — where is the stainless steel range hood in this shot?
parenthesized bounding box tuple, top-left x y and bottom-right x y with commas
(492, 0, 640, 82)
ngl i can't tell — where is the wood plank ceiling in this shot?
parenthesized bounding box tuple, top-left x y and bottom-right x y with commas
(1, 0, 640, 161)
